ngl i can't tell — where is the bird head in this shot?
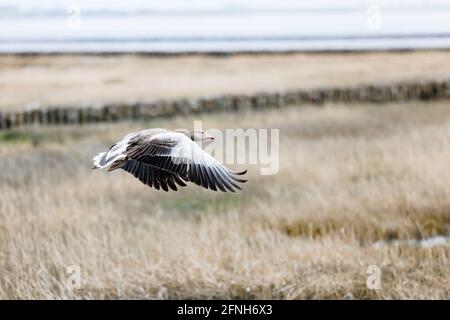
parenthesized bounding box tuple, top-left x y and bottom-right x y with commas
(189, 129, 215, 142)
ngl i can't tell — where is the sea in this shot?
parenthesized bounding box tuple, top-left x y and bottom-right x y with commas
(1, 0, 450, 53)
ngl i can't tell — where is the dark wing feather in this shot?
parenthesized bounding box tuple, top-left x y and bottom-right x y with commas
(122, 160, 187, 191)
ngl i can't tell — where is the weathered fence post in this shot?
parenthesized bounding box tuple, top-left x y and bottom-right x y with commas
(1, 79, 450, 131)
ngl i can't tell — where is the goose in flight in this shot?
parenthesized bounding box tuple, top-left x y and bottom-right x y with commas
(92, 129, 247, 192)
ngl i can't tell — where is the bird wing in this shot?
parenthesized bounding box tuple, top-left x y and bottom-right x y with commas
(124, 132, 247, 192)
(121, 160, 187, 191)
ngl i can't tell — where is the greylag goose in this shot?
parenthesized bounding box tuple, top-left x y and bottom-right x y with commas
(92, 129, 247, 192)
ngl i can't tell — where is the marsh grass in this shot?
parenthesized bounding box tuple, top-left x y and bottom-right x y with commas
(3, 51, 450, 111)
(0, 101, 449, 299)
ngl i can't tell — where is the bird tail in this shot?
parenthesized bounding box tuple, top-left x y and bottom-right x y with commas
(92, 151, 108, 169)
(92, 151, 127, 170)
(92, 133, 135, 170)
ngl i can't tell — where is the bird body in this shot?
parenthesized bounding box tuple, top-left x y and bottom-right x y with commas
(93, 128, 247, 192)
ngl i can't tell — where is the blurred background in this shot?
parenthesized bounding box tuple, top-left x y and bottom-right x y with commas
(0, 0, 449, 300)
(2, 0, 450, 52)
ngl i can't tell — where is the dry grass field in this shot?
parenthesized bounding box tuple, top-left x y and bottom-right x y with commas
(2, 51, 450, 111)
(1, 100, 449, 299)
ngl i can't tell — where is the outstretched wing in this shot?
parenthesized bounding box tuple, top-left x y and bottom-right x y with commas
(124, 132, 247, 192)
(121, 160, 187, 191)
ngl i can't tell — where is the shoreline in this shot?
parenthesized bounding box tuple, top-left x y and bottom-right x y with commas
(2, 47, 450, 57)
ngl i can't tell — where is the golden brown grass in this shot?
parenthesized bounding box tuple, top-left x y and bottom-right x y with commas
(0, 101, 450, 299)
(2, 51, 450, 110)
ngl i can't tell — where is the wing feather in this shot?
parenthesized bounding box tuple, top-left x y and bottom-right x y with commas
(122, 160, 187, 191)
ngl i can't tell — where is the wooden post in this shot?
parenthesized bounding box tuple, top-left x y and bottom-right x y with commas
(4, 113, 12, 129)
(61, 108, 69, 124)
(12, 112, 22, 127)
(131, 103, 142, 119)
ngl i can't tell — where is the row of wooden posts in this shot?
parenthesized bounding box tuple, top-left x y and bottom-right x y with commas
(1, 79, 449, 130)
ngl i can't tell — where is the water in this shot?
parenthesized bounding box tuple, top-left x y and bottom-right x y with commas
(372, 236, 450, 249)
(2, 0, 450, 53)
